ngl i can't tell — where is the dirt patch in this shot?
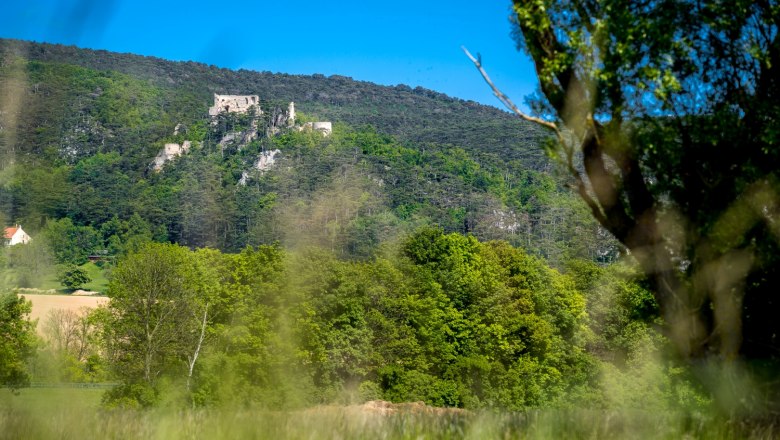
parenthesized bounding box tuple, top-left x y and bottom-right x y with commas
(306, 400, 470, 417)
(357, 400, 469, 416)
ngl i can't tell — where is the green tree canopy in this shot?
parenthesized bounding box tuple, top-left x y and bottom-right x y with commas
(0, 292, 36, 390)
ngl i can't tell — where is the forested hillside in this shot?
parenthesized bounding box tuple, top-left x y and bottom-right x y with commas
(0, 38, 617, 265)
(0, 38, 548, 166)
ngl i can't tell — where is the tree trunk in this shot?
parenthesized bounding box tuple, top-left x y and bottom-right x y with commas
(186, 304, 208, 393)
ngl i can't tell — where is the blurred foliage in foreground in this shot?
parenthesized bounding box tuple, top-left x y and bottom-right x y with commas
(510, 0, 780, 364)
(1, 388, 777, 440)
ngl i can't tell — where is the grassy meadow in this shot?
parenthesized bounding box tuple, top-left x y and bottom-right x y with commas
(76, 262, 110, 293)
(2, 261, 109, 294)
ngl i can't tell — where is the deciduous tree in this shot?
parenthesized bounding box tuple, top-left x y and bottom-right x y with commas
(105, 243, 218, 405)
(57, 264, 91, 290)
(0, 292, 36, 390)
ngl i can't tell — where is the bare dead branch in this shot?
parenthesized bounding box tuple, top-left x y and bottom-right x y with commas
(463, 45, 609, 226)
(461, 46, 559, 132)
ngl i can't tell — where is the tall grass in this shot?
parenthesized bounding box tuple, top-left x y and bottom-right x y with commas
(2, 388, 778, 439)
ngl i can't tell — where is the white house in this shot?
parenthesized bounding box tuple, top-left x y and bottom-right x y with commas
(4, 225, 31, 246)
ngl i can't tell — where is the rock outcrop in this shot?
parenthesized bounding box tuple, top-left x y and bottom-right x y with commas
(238, 149, 282, 185)
(491, 209, 522, 233)
(217, 128, 259, 151)
(152, 141, 191, 171)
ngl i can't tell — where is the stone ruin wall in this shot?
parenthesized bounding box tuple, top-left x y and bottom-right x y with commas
(299, 121, 332, 136)
(208, 94, 262, 117)
(288, 102, 296, 126)
(311, 121, 332, 134)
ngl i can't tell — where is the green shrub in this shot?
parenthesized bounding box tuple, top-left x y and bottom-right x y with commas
(57, 264, 91, 290)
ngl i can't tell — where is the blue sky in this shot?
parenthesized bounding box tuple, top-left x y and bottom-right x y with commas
(1, 0, 538, 109)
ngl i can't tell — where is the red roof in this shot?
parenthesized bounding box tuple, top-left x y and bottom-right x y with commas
(4, 227, 17, 239)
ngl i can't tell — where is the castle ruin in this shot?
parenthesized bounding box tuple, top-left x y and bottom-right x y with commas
(208, 95, 331, 136)
(208, 94, 262, 117)
(298, 121, 332, 136)
(154, 95, 333, 173)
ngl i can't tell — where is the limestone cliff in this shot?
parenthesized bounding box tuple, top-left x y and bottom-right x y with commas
(238, 149, 282, 185)
(152, 141, 192, 171)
